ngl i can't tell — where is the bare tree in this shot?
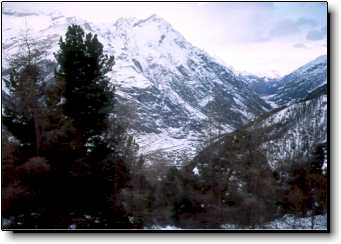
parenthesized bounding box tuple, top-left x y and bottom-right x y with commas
(3, 27, 46, 156)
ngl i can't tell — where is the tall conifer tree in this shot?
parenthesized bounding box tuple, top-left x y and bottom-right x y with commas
(55, 24, 114, 145)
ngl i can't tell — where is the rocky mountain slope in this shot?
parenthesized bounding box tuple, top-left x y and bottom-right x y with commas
(250, 91, 327, 168)
(260, 55, 327, 107)
(2, 11, 272, 164)
(239, 74, 278, 96)
(192, 86, 327, 172)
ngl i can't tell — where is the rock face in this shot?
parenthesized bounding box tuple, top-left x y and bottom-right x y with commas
(266, 55, 327, 107)
(239, 74, 278, 96)
(251, 91, 327, 168)
(2, 11, 272, 164)
(239, 55, 327, 110)
(192, 88, 327, 171)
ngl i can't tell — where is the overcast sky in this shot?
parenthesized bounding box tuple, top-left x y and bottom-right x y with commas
(3, 2, 327, 77)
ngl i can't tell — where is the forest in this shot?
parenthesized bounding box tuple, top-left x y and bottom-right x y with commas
(1, 25, 327, 230)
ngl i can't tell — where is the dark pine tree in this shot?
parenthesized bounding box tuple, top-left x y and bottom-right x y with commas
(54, 24, 132, 228)
(55, 24, 114, 146)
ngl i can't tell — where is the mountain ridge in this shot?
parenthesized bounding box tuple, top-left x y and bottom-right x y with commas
(1, 12, 327, 165)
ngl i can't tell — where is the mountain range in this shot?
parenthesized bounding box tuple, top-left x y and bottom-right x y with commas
(1, 10, 328, 167)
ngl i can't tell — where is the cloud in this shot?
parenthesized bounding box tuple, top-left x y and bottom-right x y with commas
(269, 19, 300, 37)
(269, 17, 319, 39)
(306, 26, 327, 40)
(293, 43, 308, 49)
(296, 17, 317, 27)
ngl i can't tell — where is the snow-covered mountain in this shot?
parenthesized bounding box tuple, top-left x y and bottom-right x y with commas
(192, 88, 327, 172)
(2, 11, 272, 164)
(239, 74, 278, 96)
(267, 55, 327, 107)
(250, 91, 327, 168)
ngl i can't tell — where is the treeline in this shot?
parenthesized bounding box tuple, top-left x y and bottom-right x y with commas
(167, 129, 328, 228)
(130, 130, 327, 229)
(1, 25, 327, 229)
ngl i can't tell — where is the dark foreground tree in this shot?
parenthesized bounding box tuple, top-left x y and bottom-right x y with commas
(2, 34, 53, 228)
(2, 35, 45, 158)
(50, 24, 132, 228)
(2, 25, 134, 229)
(55, 24, 114, 144)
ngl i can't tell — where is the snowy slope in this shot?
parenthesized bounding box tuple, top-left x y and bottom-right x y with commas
(192, 89, 327, 171)
(268, 55, 327, 106)
(2, 10, 272, 164)
(243, 74, 278, 91)
(251, 94, 327, 168)
(237, 55, 327, 109)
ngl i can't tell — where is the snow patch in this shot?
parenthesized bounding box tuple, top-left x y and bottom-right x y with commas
(192, 167, 200, 176)
(261, 94, 279, 109)
(145, 225, 182, 230)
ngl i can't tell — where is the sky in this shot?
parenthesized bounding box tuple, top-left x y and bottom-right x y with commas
(2, 2, 327, 77)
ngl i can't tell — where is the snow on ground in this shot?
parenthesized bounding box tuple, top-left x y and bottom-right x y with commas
(3, 214, 327, 230)
(136, 131, 197, 155)
(231, 95, 255, 121)
(233, 94, 247, 108)
(192, 166, 200, 176)
(146, 214, 327, 230)
(165, 87, 208, 121)
(261, 214, 327, 230)
(261, 94, 279, 109)
(145, 225, 182, 230)
(135, 129, 204, 165)
(231, 107, 254, 122)
(220, 214, 327, 230)
(259, 94, 327, 169)
(199, 95, 214, 107)
(293, 55, 327, 77)
(111, 63, 153, 89)
(135, 123, 235, 165)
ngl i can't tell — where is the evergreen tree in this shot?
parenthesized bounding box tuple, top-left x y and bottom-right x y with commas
(55, 24, 114, 146)
(52, 25, 133, 228)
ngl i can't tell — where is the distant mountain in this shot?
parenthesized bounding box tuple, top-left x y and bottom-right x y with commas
(239, 74, 278, 96)
(267, 55, 327, 107)
(192, 88, 327, 171)
(2, 11, 272, 164)
(183, 89, 327, 229)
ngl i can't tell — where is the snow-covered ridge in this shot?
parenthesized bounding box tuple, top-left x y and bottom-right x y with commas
(2, 11, 274, 164)
(252, 94, 327, 168)
(236, 69, 282, 80)
(265, 54, 327, 107)
(291, 55, 327, 76)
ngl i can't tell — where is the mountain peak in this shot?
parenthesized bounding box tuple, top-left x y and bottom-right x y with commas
(146, 14, 164, 22)
(131, 14, 171, 29)
(114, 16, 138, 27)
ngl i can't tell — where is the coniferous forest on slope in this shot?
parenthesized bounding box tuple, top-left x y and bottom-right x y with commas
(1, 24, 328, 230)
